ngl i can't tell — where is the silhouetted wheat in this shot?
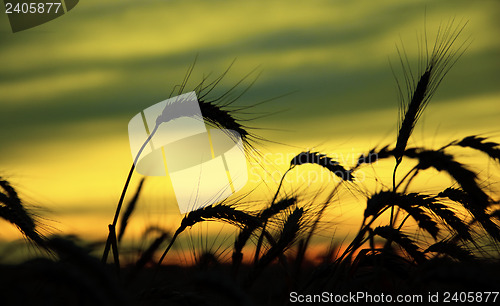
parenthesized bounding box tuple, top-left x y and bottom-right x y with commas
(158, 204, 261, 265)
(405, 148, 490, 208)
(425, 240, 475, 261)
(365, 191, 439, 239)
(453, 135, 500, 162)
(419, 196, 472, 241)
(396, 200, 440, 239)
(252, 151, 351, 264)
(4, 16, 499, 306)
(373, 226, 425, 264)
(118, 178, 145, 242)
(0, 177, 45, 247)
(393, 20, 468, 168)
(439, 187, 500, 242)
(389, 20, 468, 228)
(232, 196, 297, 270)
(354, 145, 392, 169)
(259, 196, 298, 220)
(259, 207, 304, 266)
(290, 151, 354, 181)
(246, 207, 304, 285)
(364, 191, 395, 218)
(492, 209, 500, 221)
(194, 60, 268, 150)
(103, 63, 262, 264)
(134, 233, 170, 273)
(154, 62, 258, 149)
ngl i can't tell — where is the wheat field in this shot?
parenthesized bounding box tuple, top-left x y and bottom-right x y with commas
(1, 1, 500, 305)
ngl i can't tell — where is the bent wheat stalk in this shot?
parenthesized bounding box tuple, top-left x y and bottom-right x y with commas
(102, 63, 258, 264)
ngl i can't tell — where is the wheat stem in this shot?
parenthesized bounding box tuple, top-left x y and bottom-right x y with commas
(102, 124, 159, 264)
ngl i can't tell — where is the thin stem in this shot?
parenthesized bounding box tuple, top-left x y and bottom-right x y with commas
(270, 167, 292, 205)
(253, 167, 291, 264)
(397, 214, 412, 231)
(395, 166, 418, 191)
(295, 181, 342, 269)
(393, 162, 400, 191)
(390, 162, 400, 228)
(337, 205, 392, 263)
(112, 164, 136, 228)
(402, 169, 420, 194)
(101, 163, 135, 263)
(102, 124, 160, 263)
(158, 231, 180, 265)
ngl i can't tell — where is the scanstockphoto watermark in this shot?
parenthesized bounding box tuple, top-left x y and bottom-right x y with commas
(289, 291, 499, 304)
(247, 149, 381, 184)
(249, 165, 364, 185)
(3, 0, 79, 32)
(289, 291, 424, 303)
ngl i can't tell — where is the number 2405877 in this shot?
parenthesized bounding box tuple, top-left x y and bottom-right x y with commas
(5, 2, 62, 14)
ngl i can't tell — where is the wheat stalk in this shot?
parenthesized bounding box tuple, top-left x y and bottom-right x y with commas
(373, 226, 425, 264)
(453, 135, 500, 162)
(232, 196, 297, 271)
(246, 207, 304, 286)
(103, 62, 261, 263)
(425, 240, 475, 261)
(0, 177, 45, 247)
(158, 204, 261, 265)
(439, 187, 500, 242)
(405, 148, 490, 208)
(354, 145, 392, 169)
(290, 151, 354, 181)
(393, 20, 468, 167)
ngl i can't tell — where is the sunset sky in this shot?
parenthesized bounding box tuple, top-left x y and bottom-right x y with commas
(1, 0, 499, 259)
